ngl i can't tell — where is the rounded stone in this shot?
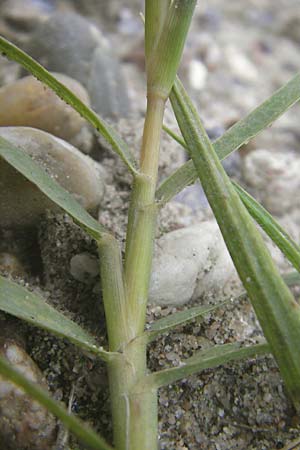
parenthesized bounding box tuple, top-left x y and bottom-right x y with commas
(149, 222, 241, 306)
(0, 73, 91, 143)
(70, 252, 99, 284)
(0, 339, 57, 449)
(24, 12, 130, 118)
(0, 127, 105, 228)
(0, 252, 25, 277)
(242, 149, 300, 215)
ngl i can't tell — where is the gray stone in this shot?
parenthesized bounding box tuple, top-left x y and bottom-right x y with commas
(24, 12, 130, 118)
(0, 252, 26, 277)
(70, 252, 99, 284)
(149, 222, 241, 306)
(0, 73, 92, 151)
(1, 0, 52, 31)
(242, 149, 300, 215)
(0, 127, 105, 228)
(0, 338, 57, 449)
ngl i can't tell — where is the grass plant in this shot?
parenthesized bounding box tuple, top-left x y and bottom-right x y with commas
(0, 2, 300, 449)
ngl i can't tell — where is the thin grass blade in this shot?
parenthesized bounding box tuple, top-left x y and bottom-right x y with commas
(157, 72, 300, 204)
(145, 299, 231, 342)
(283, 271, 300, 287)
(0, 36, 138, 174)
(148, 342, 269, 388)
(0, 136, 105, 240)
(0, 355, 113, 450)
(144, 269, 299, 343)
(0, 275, 114, 362)
(233, 181, 300, 271)
(147, 0, 196, 98)
(145, 0, 170, 65)
(170, 77, 300, 411)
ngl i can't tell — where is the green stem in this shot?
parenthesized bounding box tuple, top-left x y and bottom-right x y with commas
(124, 95, 165, 336)
(107, 340, 158, 450)
(99, 224, 159, 449)
(105, 93, 165, 450)
(98, 233, 132, 352)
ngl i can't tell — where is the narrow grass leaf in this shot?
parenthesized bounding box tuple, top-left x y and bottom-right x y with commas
(157, 161, 300, 273)
(0, 36, 137, 175)
(0, 136, 105, 240)
(145, 299, 231, 342)
(158, 78, 300, 274)
(170, 77, 300, 410)
(147, 0, 196, 97)
(149, 342, 269, 388)
(143, 269, 298, 343)
(233, 181, 300, 271)
(283, 271, 300, 287)
(0, 356, 113, 450)
(145, 0, 170, 65)
(157, 72, 300, 204)
(0, 276, 114, 362)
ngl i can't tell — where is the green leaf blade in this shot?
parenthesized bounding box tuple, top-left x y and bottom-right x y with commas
(157, 72, 300, 204)
(149, 342, 270, 387)
(146, 0, 196, 98)
(145, 299, 231, 342)
(0, 356, 114, 450)
(170, 77, 300, 410)
(0, 136, 105, 240)
(0, 36, 138, 175)
(233, 181, 300, 271)
(0, 276, 113, 361)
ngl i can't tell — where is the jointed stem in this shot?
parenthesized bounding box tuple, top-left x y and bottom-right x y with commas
(100, 94, 166, 450)
(125, 94, 166, 336)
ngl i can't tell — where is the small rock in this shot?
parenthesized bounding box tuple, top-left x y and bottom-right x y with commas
(225, 46, 258, 82)
(0, 338, 57, 450)
(0, 252, 25, 277)
(242, 149, 300, 215)
(24, 12, 130, 118)
(0, 127, 105, 228)
(149, 222, 241, 306)
(1, 0, 52, 31)
(0, 73, 92, 150)
(70, 252, 99, 284)
(188, 59, 208, 90)
(280, 14, 300, 43)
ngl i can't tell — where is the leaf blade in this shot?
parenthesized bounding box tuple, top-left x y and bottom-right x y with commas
(145, 299, 231, 342)
(0, 355, 114, 450)
(0, 276, 114, 362)
(170, 77, 300, 410)
(0, 136, 105, 240)
(157, 72, 300, 204)
(233, 181, 300, 271)
(0, 36, 138, 175)
(149, 342, 270, 387)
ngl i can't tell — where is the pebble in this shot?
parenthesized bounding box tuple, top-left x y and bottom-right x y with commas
(225, 46, 258, 82)
(188, 59, 208, 91)
(24, 12, 130, 118)
(149, 222, 241, 306)
(242, 148, 300, 215)
(0, 252, 25, 277)
(280, 14, 300, 43)
(0, 73, 92, 151)
(0, 127, 105, 228)
(0, 338, 57, 449)
(0, 0, 52, 31)
(70, 252, 99, 284)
